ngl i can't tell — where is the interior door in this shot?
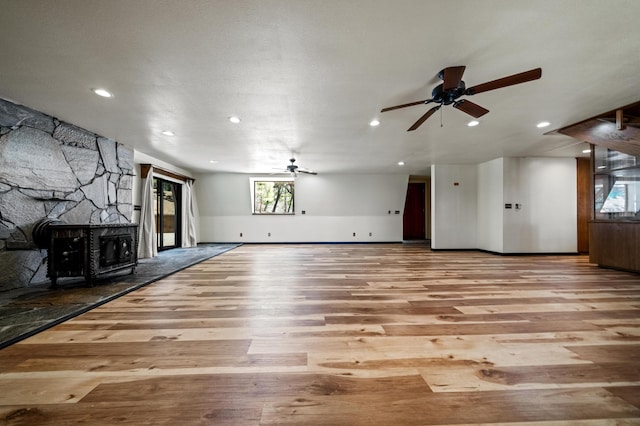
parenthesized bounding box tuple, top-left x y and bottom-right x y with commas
(403, 182, 426, 240)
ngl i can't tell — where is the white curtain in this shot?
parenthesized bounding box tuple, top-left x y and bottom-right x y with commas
(138, 168, 157, 258)
(182, 179, 198, 248)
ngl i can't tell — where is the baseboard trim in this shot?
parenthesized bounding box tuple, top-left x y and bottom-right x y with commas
(431, 248, 580, 256)
(199, 241, 403, 245)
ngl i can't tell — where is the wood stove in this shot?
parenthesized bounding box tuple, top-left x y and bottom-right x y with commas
(35, 222, 138, 288)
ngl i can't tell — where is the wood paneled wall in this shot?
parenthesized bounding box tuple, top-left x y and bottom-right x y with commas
(590, 221, 640, 272)
(576, 157, 592, 253)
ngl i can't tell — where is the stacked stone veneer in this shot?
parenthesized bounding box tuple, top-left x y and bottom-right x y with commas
(0, 98, 134, 290)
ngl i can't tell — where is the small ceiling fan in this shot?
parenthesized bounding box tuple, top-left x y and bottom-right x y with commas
(381, 66, 542, 131)
(274, 158, 317, 176)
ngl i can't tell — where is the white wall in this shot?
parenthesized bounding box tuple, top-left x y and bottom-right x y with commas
(130, 151, 577, 251)
(196, 173, 409, 242)
(477, 158, 504, 252)
(431, 164, 478, 249)
(433, 157, 577, 253)
(502, 157, 577, 253)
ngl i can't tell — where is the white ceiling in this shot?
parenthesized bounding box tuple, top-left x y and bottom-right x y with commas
(1, 0, 639, 176)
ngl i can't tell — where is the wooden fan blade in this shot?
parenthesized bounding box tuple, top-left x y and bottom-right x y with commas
(408, 106, 440, 131)
(453, 99, 489, 118)
(298, 170, 318, 175)
(381, 99, 430, 113)
(465, 68, 542, 95)
(442, 66, 466, 91)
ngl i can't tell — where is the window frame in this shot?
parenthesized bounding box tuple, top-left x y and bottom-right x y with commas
(153, 176, 182, 251)
(249, 177, 295, 215)
(592, 146, 640, 221)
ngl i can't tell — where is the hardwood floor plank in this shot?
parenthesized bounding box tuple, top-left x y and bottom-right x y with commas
(1, 402, 264, 426)
(260, 388, 640, 425)
(1, 339, 251, 359)
(436, 309, 640, 323)
(476, 363, 640, 386)
(53, 318, 327, 330)
(5, 352, 308, 373)
(1, 244, 639, 424)
(383, 321, 603, 336)
(0, 377, 104, 405)
(606, 386, 640, 408)
(567, 344, 640, 363)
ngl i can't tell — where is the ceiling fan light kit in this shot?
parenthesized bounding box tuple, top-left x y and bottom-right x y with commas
(381, 66, 542, 131)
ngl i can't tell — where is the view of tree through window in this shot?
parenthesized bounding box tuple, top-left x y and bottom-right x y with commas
(253, 180, 294, 214)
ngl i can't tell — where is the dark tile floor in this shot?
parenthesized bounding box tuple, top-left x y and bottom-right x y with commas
(0, 243, 240, 349)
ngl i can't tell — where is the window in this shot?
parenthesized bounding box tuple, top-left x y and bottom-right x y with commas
(250, 178, 294, 214)
(593, 146, 640, 220)
(599, 183, 626, 213)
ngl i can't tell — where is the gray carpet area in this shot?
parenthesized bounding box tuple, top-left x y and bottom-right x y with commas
(0, 243, 240, 349)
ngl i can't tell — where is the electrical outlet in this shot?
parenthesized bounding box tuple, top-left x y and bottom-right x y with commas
(268, 232, 271, 237)
(353, 232, 356, 237)
(240, 233, 243, 237)
(369, 232, 372, 237)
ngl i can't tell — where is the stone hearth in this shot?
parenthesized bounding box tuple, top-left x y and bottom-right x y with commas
(0, 98, 134, 291)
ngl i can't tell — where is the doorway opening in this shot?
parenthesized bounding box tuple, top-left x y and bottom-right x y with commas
(153, 177, 182, 251)
(403, 181, 428, 241)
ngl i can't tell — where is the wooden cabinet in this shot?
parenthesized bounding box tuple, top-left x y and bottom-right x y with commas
(589, 221, 640, 273)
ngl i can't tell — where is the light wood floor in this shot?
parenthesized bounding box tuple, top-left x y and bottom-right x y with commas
(2, 244, 640, 425)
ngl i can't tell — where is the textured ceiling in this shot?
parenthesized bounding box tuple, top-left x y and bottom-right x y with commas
(1, 0, 639, 176)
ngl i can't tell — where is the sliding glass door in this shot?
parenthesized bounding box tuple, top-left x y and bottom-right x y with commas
(153, 177, 181, 251)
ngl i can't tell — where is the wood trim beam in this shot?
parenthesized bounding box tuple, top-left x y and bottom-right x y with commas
(556, 119, 640, 156)
(552, 100, 640, 133)
(140, 164, 195, 183)
(616, 109, 625, 131)
(552, 100, 640, 157)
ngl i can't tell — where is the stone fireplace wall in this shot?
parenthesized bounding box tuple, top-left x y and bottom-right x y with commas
(0, 98, 134, 291)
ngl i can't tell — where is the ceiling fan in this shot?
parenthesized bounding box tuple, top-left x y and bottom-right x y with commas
(381, 66, 542, 131)
(274, 158, 317, 176)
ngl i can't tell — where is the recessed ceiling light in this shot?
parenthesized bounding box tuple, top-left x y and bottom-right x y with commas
(229, 116, 241, 124)
(209, 160, 218, 164)
(582, 149, 591, 154)
(370, 119, 380, 127)
(467, 120, 479, 127)
(536, 121, 550, 128)
(398, 161, 405, 166)
(161, 130, 175, 136)
(92, 88, 113, 98)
